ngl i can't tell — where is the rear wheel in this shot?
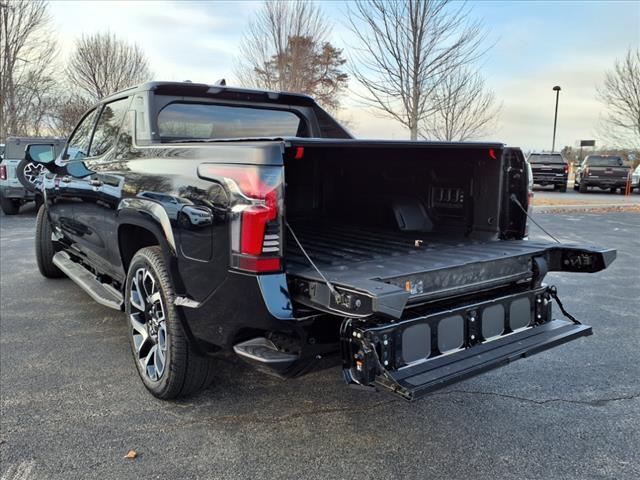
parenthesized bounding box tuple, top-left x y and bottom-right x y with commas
(35, 205, 64, 278)
(126, 246, 216, 399)
(579, 181, 588, 193)
(610, 187, 617, 194)
(0, 195, 20, 215)
(554, 184, 567, 192)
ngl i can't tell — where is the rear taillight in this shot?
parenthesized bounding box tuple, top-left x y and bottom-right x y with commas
(198, 164, 284, 273)
(0, 165, 6, 180)
(563, 164, 568, 174)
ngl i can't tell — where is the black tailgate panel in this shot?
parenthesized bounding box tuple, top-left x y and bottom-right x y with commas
(340, 286, 593, 401)
(287, 223, 615, 318)
(395, 320, 591, 399)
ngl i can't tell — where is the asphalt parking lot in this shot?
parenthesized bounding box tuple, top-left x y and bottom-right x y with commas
(1, 202, 639, 480)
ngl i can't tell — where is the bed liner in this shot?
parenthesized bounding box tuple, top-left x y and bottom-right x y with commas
(285, 222, 595, 318)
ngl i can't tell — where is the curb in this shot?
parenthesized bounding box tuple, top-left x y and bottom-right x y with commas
(533, 204, 640, 214)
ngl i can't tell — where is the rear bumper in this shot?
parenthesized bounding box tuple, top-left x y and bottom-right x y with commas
(582, 178, 628, 188)
(532, 174, 567, 185)
(341, 285, 591, 400)
(0, 186, 32, 200)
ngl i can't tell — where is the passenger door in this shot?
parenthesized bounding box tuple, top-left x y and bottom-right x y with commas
(69, 97, 131, 279)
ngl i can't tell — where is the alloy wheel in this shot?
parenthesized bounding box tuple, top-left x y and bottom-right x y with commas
(23, 162, 46, 185)
(129, 267, 168, 382)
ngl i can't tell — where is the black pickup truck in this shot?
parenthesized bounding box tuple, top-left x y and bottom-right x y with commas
(526, 152, 568, 191)
(26, 82, 615, 400)
(574, 154, 631, 193)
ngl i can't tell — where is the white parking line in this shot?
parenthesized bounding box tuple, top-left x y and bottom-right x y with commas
(0, 461, 35, 480)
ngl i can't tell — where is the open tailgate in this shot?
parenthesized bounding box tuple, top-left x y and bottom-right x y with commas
(288, 238, 616, 319)
(341, 285, 592, 401)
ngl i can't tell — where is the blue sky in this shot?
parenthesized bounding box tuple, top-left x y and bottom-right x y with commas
(49, 0, 639, 150)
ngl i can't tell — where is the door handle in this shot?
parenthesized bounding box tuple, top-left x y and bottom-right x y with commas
(89, 179, 103, 187)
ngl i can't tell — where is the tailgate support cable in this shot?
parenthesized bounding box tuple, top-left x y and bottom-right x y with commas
(548, 285, 582, 325)
(509, 196, 582, 325)
(510, 194, 560, 243)
(286, 222, 341, 302)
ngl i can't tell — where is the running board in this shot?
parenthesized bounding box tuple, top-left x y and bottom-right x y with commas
(53, 252, 123, 310)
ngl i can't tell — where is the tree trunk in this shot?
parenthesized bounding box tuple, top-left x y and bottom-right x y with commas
(410, 124, 418, 140)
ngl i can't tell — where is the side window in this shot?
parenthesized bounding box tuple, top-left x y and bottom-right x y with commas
(65, 109, 98, 160)
(90, 97, 131, 157)
(116, 110, 136, 158)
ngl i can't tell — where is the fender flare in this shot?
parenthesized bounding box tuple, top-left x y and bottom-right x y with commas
(118, 197, 177, 253)
(116, 198, 186, 294)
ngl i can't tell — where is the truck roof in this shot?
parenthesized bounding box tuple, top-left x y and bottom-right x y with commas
(284, 138, 505, 149)
(171, 137, 505, 150)
(101, 81, 317, 107)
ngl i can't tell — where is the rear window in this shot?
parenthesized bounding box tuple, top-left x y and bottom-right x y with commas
(528, 154, 564, 164)
(157, 103, 304, 141)
(5, 139, 64, 160)
(585, 155, 624, 167)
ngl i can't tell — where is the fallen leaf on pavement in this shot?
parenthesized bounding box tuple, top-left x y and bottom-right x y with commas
(124, 450, 138, 459)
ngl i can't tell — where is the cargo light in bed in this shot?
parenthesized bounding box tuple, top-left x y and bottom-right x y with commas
(198, 164, 284, 273)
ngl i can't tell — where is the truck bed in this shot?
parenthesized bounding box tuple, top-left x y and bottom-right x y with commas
(286, 222, 555, 317)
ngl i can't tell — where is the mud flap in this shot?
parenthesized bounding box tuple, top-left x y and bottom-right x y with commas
(341, 286, 592, 401)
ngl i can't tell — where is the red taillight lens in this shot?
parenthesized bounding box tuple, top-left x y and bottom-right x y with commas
(198, 164, 283, 273)
(0, 165, 6, 180)
(236, 256, 281, 272)
(564, 164, 568, 174)
(240, 199, 277, 255)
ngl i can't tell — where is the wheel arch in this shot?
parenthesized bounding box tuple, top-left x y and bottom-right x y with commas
(116, 199, 185, 294)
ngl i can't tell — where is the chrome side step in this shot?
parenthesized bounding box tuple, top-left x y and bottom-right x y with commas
(233, 337, 299, 367)
(233, 337, 299, 378)
(53, 252, 123, 310)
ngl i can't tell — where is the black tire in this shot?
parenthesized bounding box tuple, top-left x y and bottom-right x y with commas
(16, 158, 48, 193)
(610, 187, 617, 194)
(35, 205, 65, 278)
(579, 181, 588, 193)
(554, 184, 567, 192)
(125, 246, 215, 399)
(0, 195, 20, 215)
(573, 183, 579, 191)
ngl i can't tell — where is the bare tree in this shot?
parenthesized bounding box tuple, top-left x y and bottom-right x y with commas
(0, 0, 58, 140)
(419, 65, 500, 141)
(597, 47, 640, 147)
(66, 32, 151, 101)
(347, 0, 486, 139)
(46, 93, 92, 137)
(237, 1, 348, 111)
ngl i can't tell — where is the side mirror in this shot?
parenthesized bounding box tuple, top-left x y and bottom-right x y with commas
(25, 144, 56, 164)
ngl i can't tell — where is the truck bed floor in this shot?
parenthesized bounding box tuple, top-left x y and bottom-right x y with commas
(286, 221, 553, 305)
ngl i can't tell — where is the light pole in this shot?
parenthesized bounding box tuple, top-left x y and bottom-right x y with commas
(551, 85, 561, 153)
